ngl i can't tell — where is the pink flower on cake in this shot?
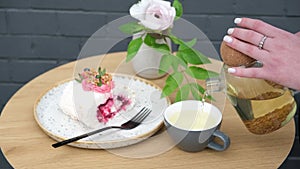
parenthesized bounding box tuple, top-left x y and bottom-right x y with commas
(81, 79, 94, 91)
(129, 0, 176, 31)
(76, 67, 114, 93)
(93, 81, 114, 93)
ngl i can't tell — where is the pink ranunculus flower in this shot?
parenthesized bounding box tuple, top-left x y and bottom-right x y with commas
(130, 0, 176, 31)
(93, 81, 115, 93)
(81, 79, 94, 91)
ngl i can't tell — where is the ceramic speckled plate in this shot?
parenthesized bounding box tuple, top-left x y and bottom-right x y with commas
(34, 74, 170, 149)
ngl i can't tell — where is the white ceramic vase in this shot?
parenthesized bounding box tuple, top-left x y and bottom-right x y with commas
(131, 33, 171, 79)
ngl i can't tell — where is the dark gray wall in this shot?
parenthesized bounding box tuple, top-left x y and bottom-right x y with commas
(0, 0, 299, 168)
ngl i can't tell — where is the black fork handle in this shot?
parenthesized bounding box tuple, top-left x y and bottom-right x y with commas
(52, 126, 121, 148)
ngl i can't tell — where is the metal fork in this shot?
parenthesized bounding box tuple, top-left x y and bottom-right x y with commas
(52, 107, 151, 148)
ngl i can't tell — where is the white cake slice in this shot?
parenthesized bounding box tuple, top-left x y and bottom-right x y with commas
(58, 68, 134, 129)
(59, 81, 111, 128)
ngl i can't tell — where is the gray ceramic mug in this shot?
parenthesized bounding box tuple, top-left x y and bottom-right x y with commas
(163, 100, 230, 152)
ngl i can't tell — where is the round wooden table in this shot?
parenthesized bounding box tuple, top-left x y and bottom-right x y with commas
(0, 52, 295, 169)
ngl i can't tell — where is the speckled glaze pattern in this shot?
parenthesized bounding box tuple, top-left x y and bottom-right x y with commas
(34, 74, 170, 149)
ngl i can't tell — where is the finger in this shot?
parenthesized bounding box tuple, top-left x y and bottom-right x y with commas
(234, 18, 287, 38)
(227, 28, 272, 51)
(223, 35, 269, 62)
(227, 66, 265, 79)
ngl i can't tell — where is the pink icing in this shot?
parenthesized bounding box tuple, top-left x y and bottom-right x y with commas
(94, 81, 115, 93)
(81, 79, 95, 91)
(81, 79, 114, 93)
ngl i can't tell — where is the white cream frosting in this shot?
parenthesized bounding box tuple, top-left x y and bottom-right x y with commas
(59, 81, 111, 128)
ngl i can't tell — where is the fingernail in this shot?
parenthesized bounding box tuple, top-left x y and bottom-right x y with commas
(228, 68, 236, 73)
(223, 35, 233, 43)
(227, 28, 234, 35)
(234, 18, 242, 24)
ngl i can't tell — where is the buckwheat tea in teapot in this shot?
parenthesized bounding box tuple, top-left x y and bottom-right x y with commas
(206, 42, 297, 135)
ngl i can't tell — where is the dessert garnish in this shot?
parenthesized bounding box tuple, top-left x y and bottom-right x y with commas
(76, 67, 114, 93)
(73, 67, 132, 124)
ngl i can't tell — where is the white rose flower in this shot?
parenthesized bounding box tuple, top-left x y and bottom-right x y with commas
(129, 0, 176, 31)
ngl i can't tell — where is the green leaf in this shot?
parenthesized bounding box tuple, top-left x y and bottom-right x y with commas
(144, 34, 170, 54)
(97, 80, 102, 86)
(75, 78, 82, 83)
(206, 95, 216, 101)
(173, 54, 187, 68)
(178, 38, 197, 51)
(119, 22, 144, 34)
(189, 83, 215, 101)
(170, 72, 184, 86)
(77, 73, 83, 81)
(160, 53, 187, 72)
(186, 66, 219, 80)
(162, 84, 177, 98)
(177, 48, 210, 65)
(190, 85, 202, 100)
(161, 73, 183, 97)
(126, 37, 143, 62)
(189, 83, 205, 94)
(173, 0, 183, 19)
(170, 34, 211, 64)
(144, 33, 155, 45)
(174, 52, 188, 68)
(98, 67, 106, 76)
(175, 84, 190, 102)
(169, 34, 181, 44)
(159, 54, 173, 74)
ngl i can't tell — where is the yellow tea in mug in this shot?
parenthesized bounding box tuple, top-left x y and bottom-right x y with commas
(169, 110, 218, 130)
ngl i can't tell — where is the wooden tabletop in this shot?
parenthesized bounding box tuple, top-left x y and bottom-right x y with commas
(0, 52, 295, 169)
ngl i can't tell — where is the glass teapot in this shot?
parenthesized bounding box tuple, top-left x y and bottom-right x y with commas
(206, 63, 297, 135)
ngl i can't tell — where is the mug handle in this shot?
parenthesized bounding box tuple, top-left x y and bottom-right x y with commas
(207, 130, 230, 151)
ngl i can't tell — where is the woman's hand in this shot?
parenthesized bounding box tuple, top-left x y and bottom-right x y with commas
(223, 17, 300, 90)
